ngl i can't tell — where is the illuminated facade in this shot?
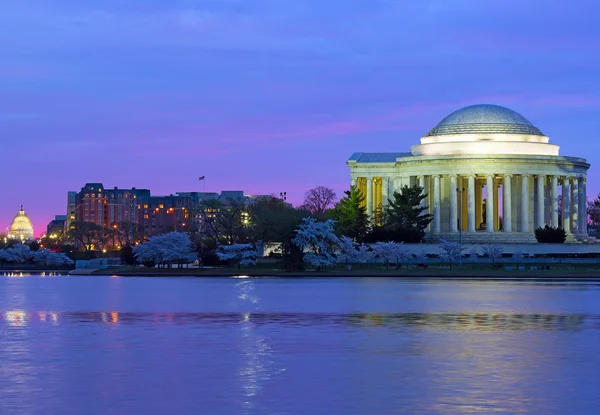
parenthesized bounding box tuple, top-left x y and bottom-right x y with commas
(347, 104, 591, 243)
(68, 185, 265, 240)
(8, 206, 34, 241)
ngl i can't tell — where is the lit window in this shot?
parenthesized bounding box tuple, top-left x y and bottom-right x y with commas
(159, 204, 164, 209)
(144, 204, 148, 209)
(144, 215, 149, 219)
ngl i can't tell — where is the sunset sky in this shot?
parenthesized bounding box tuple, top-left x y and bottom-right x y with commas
(1, 0, 599, 236)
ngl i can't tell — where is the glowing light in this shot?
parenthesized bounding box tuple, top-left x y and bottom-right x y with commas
(8, 206, 34, 241)
(5, 311, 27, 327)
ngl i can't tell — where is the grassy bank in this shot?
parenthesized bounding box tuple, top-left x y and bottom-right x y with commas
(89, 263, 600, 279)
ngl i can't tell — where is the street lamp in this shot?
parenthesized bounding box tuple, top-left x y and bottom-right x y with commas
(279, 192, 287, 202)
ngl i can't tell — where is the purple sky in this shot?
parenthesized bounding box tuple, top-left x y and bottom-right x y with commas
(1, 0, 600, 236)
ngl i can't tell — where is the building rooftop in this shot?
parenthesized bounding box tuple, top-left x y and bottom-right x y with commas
(348, 152, 412, 163)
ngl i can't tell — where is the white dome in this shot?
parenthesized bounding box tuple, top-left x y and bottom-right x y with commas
(8, 206, 34, 241)
(411, 104, 557, 157)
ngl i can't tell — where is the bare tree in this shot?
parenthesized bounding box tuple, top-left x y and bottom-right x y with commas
(300, 186, 337, 215)
(113, 222, 147, 247)
(68, 222, 102, 251)
(195, 199, 248, 243)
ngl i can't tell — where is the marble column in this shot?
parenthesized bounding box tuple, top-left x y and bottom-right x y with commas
(536, 175, 545, 229)
(571, 177, 579, 234)
(551, 176, 559, 228)
(475, 180, 483, 229)
(580, 178, 587, 234)
(449, 175, 458, 232)
(494, 181, 500, 231)
(366, 177, 373, 217)
(382, 177, 391, 206)
(433, 175, 441, 233)
(521, 175, 529, 232)
(468, 175, 476, 232)
(486, 175, 494, 233)
(503, 175, 512, 232)
(562, 177, 571, 232)
(418, 176, 426, 208)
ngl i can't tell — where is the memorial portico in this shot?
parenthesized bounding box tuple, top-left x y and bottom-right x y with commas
(347, 104, 590, 243)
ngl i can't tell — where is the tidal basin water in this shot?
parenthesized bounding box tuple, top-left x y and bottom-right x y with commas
(2, 276, 600, 414)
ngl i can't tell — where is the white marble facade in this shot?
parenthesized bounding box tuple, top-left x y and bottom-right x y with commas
(347, 105, 590, 243)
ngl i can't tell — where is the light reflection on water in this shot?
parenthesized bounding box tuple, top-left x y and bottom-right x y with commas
(0, 310, 595, 331)
(1, 276, 600, 415)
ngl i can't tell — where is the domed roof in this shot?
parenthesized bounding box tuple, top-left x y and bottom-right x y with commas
(425, 104, 544, 137)
(9, 206, 34, 240)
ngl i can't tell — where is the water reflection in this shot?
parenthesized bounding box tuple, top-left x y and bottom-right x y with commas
(235, 279, 284, 411)
(1, 311, 595, 331)
(2, 271, 62, 277)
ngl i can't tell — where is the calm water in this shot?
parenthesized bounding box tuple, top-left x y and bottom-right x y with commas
(1, 276, 600, 415)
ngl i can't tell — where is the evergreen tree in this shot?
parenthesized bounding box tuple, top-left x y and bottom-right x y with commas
(329, 186, 370, 241)
(384, 185, 432, 231)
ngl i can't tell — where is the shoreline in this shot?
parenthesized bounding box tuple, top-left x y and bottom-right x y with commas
(83, 267, 600, 281)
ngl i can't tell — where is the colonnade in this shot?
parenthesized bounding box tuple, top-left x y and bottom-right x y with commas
(353, 174, 587, 234)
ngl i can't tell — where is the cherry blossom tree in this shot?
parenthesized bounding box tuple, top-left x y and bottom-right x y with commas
(371, 242, 410, 270)
(292, 218, 340, 269)
(0, 244, 33, 263)
(468, 248, 479, 268)
(357, 243, 373, 264)
(133, 232, 197, 268)
(512, 250, 525, 268)
(481, 244, 504, 267)
(439, 240, 465, 269)
(33, 249, 74, 267)
(217, 242, 264, 269)
(338, 236, 359, 265)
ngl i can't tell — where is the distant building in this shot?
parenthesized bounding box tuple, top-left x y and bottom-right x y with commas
(68, 183, 151, 229)
(66, 191, 77, 231)
(8, 206, 34, 241)
(46, 215, 67, 237)
(66, 184, 271, 242)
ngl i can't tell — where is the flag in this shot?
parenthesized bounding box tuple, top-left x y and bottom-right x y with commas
(199, 176, 205, 181)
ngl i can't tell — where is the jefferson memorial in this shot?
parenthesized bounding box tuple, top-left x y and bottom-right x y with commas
(347, 104, 590, 243)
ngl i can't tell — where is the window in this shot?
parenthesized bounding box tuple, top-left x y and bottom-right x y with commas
(144, 214, 149, 219)
(159, 204, 164, 209)
(144, 204, 148, 209)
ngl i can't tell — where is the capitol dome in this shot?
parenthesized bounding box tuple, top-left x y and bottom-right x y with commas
(425, 104, 544, 137)
(8, 206, 34, 241)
